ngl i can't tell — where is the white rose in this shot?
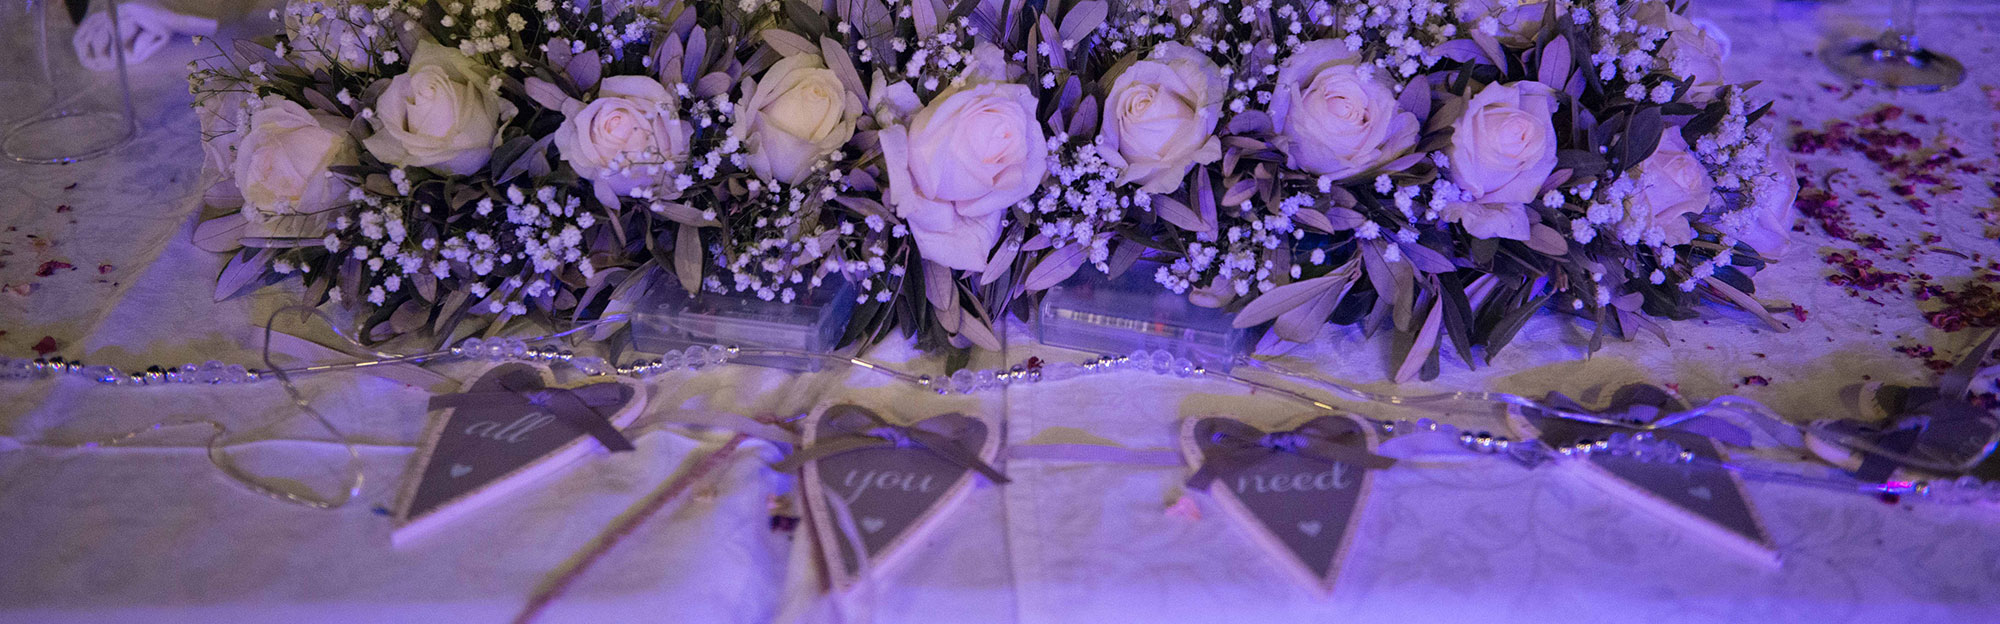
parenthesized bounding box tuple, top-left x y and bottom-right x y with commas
(1187, 280, 1237, 309)
(553, 75, 693, 208)
(233, 96, 356, 238)
(1455, 0, 1549, 47)
(1447, 80, 1559, 206)
(880, 82, 1046, 270)
(1623, 129, 1714, 246)
(197, 90, 255, 201)
(734, 54, 862, 184)
(1270, 40, 1419, 180)
(285, 1, 372, 72)
(1637, 4, 1727, 101)
(1737, 140, 1799, 257)
(1101, 42, 1224, 194)
(362, 40, 514, 175)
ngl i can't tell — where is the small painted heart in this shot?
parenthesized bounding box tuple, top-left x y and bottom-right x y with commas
(1297, 520, 1323, 537)
(801, 407, 997, 589)
(1510, 406, 1777, 565)
(450, 464, 472, 478)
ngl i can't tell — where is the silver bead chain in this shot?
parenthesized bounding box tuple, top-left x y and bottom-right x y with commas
(1, 356, 265, 385)
(8, 342, 1996, 506)
(0, 338, 746, 386)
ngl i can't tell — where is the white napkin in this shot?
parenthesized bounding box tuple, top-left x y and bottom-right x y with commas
(72, 2, 219, 72)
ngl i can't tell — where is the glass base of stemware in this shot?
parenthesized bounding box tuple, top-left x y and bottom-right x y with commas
(0, 80, 53, 128)
(3, 110, 134, 164)
(1822, 38, 1966, 93)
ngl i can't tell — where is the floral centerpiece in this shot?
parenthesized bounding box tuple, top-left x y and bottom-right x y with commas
(191, 0, 1796, 379)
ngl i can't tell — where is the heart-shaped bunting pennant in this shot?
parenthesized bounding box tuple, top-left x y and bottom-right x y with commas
(791, 403, 1004, 590)
(391, 363, 646, 546)
(1507, 406, 1779, 566)
(1179, 414, 1389, 594)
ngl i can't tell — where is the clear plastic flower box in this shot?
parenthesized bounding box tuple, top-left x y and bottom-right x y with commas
(1035, 263, 1249, 371)
(629, 272, 855, 371)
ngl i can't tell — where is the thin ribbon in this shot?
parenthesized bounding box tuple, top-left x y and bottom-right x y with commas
(1807, 328, 2000, 475)
(511, 433, 750, 624)
(428, 367, 637, 452)
(1534, 386, 1794, 448)
(246, 306, 366, 508)
(1240, 359, 1803, 449)
(1185, 416, 1395, 491)
(774, 407, 1009, 485)
(1005, 443, 1185, 466)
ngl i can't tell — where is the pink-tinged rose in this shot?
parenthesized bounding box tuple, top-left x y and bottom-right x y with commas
(234, 96, 356, 238)
(1736, 139, 1799, 257)
(1101, 42, 1223, 194)
(880, 82, 1046, 270)
(553, 75, 693, 208)
(1624, 129, 1714, 246)
(1270, 40, 1419, 181)
(734, 54, 863, 184)
(1447, 80, 1558, 206)
(1636, 4, 1728, 101)
(1443, 201, 1533, 241)
(363, 40, 514, 175)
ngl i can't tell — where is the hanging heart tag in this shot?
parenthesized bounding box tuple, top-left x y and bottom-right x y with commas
(792, 403, 1002, 590)
(391, 363, 646, 546)
(1507, 406, 1778, 566)
(1179, 414, 1387, 594)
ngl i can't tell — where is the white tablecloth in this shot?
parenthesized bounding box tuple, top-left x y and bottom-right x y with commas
(4, 2, 2000, 622)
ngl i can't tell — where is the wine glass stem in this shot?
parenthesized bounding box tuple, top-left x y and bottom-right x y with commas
(1882, 0, 1921, 53)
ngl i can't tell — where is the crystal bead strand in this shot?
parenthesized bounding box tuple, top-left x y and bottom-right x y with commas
(8, 341, 1997, 505)
(0, 356, 264, 385)
(910, 349, 1207, 395)
(1, 338, 746, 387)
(450, 338, 739, 378)
(608, 345, 737, 377)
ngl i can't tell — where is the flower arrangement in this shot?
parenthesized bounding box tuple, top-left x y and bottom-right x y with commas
(192, 0, 1796, 379)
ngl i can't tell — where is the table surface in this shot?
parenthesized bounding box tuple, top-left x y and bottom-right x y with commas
(4, 1, 2000, 622)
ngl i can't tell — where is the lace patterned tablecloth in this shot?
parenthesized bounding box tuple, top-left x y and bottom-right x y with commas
(3, 2, 1999, 623)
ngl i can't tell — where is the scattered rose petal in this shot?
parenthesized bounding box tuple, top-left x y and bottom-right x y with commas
(1164, 493, 1201, 521)
(34, 260, 73, 277)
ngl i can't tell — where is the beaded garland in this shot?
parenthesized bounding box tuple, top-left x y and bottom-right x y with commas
(3, 356, 266, 385)
(0, 338, 737, 386)
(6, 342, 1999, 506)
